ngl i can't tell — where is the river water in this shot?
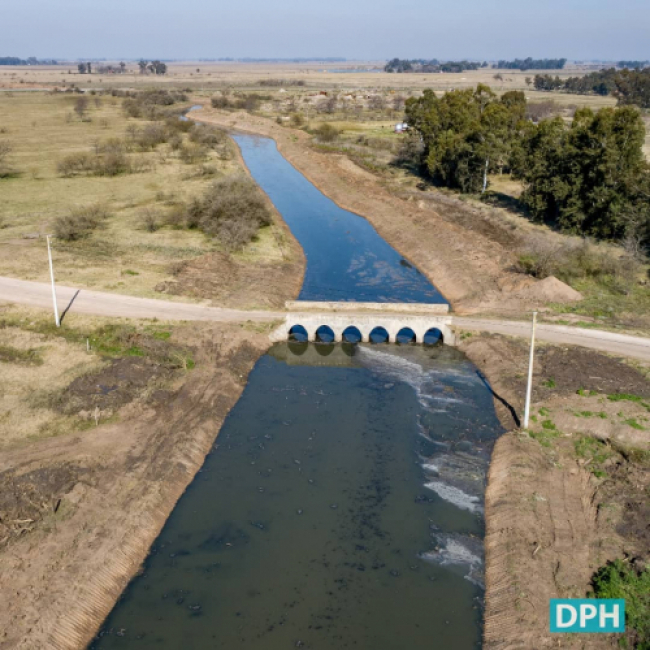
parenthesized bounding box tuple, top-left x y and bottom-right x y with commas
(91, 134, 502, 649)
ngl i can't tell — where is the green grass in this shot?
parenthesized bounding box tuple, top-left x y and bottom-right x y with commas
(529, 426, 561, 448)
(623, 418, 646, 430)
(608, 394, 650, 411)
(590, 559, 650, 648)
(539, 407, 550, 416)
(574, 435, 612, 478)
(578, 388, 599, 397)
(542, 378, 556, 388)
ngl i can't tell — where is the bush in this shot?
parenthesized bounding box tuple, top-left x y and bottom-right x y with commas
(135, 123, 168, 150)
(178, 143, 208, 164)
(57, 151, 95, 176)
(516, 236, 639, 293)
(314, 123, 340, 143)
(211, 95, 232, 109)
(175, 175, 272, 250)
(591, 559, 649, 648)
(54, 204, 110, 241)
(139, 207, 161, 232)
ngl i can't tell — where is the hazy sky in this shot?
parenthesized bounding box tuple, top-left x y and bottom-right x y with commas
(3, 0, 649, 61)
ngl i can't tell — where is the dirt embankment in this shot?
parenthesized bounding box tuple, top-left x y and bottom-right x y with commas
(460, 334, 650, 649)
(192, 107, 562, 314)
(0, 322, 275, 650)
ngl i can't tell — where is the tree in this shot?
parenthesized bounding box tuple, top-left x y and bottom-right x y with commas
(78, 63, 87, 74)
(119, 61, 126, 73)
(138, 59, 148, 74)
(87, 62, 92, 74)
(148, 61, 167, 75)
(74, 96, 89, 120)
(515, 106, 650, 241)
(405, 85, 526, 193)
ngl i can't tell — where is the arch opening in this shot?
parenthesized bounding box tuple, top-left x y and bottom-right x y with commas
(396, 327, 417, 345)
(369, 326, 389, 344)
(289, 325, 308, 343)
(342, 326, 362, 344)
(423, 328, 444, 346)
(315, 325, 335, 344)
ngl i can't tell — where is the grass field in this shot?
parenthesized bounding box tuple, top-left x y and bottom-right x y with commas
(0, 91, 288, 300)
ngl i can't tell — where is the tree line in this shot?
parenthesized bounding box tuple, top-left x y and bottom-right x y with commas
(0, 56, 58, 65)
(385, 58, 487, 73)
(534, 67, 650, 107)
(404, 85, 650, 245)
(497, 58, 567, 71)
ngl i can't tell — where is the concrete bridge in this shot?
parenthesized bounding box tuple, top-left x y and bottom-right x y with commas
(270, 301, 455, 345)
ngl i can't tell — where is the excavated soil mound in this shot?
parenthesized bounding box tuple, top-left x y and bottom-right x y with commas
(516, 275, 583, 304)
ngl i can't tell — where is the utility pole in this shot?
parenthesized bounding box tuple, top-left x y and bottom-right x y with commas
(523, 311, 537, 429)
(46, 235, 60, 327)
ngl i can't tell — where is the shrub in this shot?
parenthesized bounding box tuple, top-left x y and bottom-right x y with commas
(57, 151, 95, 176)
(516, 236, 639, 293)
(314, 123, 340, 143)
(178, 143, 208, 164)
(139, 207, 161, 232)
(174, 175, 272, 250)
(135, 123, 168, 150)
(54, 204, 109, 240)
(290, 113, 305, 127)
(591, 559, 649, 648)
(94, 150, 131, 176)
(211, 95, 232, 109)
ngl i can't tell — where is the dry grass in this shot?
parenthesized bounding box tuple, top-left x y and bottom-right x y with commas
(0, 92, 288, 299)
(0, 311, 105, 449)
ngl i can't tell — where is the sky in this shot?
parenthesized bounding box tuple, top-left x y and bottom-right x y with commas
(2, 0, 649, 61)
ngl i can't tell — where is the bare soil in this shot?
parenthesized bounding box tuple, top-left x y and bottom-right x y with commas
(460, 334, 650, 649)
(0, 322, 273, 649)
(155, 249, 303, 310)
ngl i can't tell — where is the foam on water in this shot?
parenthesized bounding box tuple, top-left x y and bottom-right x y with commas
(422, 533, 485, 587)
(424, 481, 483, 514)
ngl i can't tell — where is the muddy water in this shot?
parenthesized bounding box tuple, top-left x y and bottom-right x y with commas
(91, 135, 502, 648)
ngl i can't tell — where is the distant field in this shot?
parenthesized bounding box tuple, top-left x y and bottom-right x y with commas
(0, 92, 288, 303)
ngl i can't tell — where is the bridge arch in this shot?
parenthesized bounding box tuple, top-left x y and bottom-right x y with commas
(396, 327, 416, 345)
(369, 326, 390, 344)
(315, 325, 335, 343)
(342, 326, 362, 344)
(423, 327, 444, 346)
(289, 324, 308, 342)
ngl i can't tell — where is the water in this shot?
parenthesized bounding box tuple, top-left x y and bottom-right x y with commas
(233, 135, 446, 304)
(91, 135, 502, 649)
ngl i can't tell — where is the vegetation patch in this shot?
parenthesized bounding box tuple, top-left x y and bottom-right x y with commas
(574, 435, 613, 478)
(0, 343, 43, 366)
(590, 559, 650, 649)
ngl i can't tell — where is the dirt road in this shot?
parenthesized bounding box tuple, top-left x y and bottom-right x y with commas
(0, 276, 284, 322)
(454, 316, 650, 361)
(2, 276, 650, 361)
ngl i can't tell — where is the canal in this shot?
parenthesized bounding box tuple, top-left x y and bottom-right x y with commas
(91, 134, 502, 649)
